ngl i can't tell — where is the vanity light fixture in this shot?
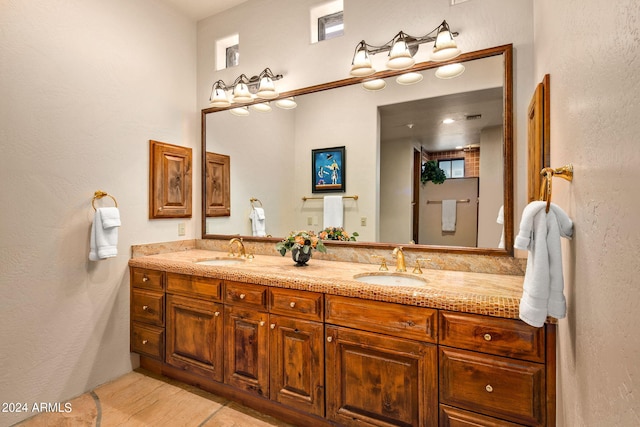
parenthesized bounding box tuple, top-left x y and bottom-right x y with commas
(229, 106, 250, 116)
(250, 102, 272, 112)
(208, 68, 283, 109)
(349, 20, 460, 78)
(442, 118, 455, 124)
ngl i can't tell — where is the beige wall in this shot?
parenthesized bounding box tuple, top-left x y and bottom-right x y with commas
(534, 1, 640, 425)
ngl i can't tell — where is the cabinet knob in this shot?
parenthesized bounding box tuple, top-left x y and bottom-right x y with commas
(327, 336, 333, 343)
(485, 384, 493, 393)
(483, 333, 492, 341)
(239, 293, 246, 299)
(142, 340, 148, 345)
(289, 301, 296, 308)
(142, 305, 149, 311)
(270, 323, 276, 329)
(259, 321, 265, 327)
(214, 311, 220, 317)
(142, 276, 149, 282)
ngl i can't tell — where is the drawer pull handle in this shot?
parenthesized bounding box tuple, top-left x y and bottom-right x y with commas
(239, 293, 246, 299)
(142, 305, 149, 311)
(142, 276, 149, 282)
(214, 311, 220, 317)
(327, 336, 333, 343)
(289, 301, 296, 308)
(484, 333, 492, 341)
(259, 321, 265, 327)
(485, 384, 493, 393)
(142, 340, 148, 345)
(270, 323, 276, 329)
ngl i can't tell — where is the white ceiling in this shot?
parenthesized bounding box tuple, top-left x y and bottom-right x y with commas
(158, 0, 247, 21)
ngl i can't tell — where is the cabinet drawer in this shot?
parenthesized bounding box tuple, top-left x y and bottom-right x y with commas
(131, 268, 164, 291)
(167, 272, 222, 301)
(440, 311, 544, 362)
(325, 295, 437, 343)
(224, 281, 268, 308)
(269, 288, 323, 321)
(131, 323, 164, 360)
(440, 348, 545, 426)
(440, 405, 523, 427)
(131, 289, 164, 326)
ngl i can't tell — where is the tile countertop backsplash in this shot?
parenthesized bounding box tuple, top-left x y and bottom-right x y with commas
(129, 239, 529, 320)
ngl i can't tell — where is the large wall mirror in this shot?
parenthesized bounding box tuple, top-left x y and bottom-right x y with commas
(202, 44, 513, 256)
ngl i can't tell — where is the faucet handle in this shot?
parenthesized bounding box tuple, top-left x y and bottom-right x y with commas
(413, 258, 431, 274)
(372, 255, 389, 271)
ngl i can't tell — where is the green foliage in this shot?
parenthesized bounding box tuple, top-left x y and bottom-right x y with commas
(421, 160, 447, 185)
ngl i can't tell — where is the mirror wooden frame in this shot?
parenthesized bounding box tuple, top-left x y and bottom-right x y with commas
(201, 44, 513, 256)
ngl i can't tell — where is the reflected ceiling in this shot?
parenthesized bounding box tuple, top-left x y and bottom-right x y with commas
(379, 87, 504, 151)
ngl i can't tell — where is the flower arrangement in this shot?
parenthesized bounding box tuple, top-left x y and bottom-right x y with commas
(275, 230, 327, 256)
(318, 226, 359, 242)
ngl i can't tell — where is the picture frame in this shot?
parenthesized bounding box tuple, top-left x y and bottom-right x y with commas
(312, 146, 345, 193)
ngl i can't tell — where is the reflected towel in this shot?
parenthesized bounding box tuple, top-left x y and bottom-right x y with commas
(323, 196, 343, 228)
(497, 205, 505, 248)
(89, 207, 121, 261)
(441, 200, 457, 232)
(250, 207, 266, 237)
(514, 201, 573, 327)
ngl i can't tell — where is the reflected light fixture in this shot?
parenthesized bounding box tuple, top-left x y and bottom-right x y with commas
(362, 79, 386, 91)
(435, 62, 465, 79)
(229, 106, 250, 117)
(209, 68, 284, 111)
(349, 20, 460, 78)
(396, 72, 424, 85)
(250, 102, 272, 112)
(275, 97, 297, 109)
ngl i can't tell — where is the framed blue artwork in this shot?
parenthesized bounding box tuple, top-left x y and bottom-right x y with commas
(312, 146, 345, 193)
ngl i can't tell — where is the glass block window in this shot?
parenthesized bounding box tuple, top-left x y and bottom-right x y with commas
(226, 44, 239, 68)
(318, 11, 344, 41)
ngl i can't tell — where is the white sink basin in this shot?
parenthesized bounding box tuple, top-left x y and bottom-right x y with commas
(353, 273, 428, 287)
(194, 257, 245, 266)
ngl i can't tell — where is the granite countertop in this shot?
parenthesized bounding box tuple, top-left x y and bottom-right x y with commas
(129, 249, 524, 319)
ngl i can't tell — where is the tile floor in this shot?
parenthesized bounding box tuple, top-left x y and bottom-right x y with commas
(14, 369, 296, 427)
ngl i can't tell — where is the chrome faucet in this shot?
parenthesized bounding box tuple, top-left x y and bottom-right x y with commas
(392, 246, 406, 272)
(229, 237, 246, 258)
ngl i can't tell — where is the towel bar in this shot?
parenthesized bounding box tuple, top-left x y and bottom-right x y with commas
(301, 195, 358, 201)
(92, 190, 118, 210)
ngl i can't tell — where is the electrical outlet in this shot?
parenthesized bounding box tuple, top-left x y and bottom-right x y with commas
(178, 222, 186, 236)
(360, 217, 367, 226)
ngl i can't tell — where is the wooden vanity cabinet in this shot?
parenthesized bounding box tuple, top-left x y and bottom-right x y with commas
(325, 295, 439, 427)
(130, 268, 165, 361)
(130, 267, 556, 427)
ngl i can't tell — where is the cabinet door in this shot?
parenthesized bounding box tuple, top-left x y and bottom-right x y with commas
(326, 325, 438, 427)
(165, 294, 223, 381)
(269, 314, 324, 417)
(224, 305, 269, 397)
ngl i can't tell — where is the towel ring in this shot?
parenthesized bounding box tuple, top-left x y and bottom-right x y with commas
(250, 198, 263, 208)
(92, 190, 118, 211)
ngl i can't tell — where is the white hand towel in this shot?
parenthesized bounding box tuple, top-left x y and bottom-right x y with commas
(89, 207, 121, 261)
(497, 205, 505, 249)
(249, 207, 266, 237)
(323, 196, 343, 228)
(441, 200, 457, 232)
(514, 201, 573, 327)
